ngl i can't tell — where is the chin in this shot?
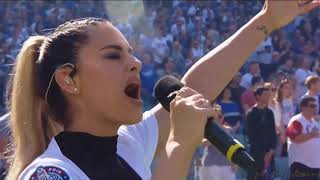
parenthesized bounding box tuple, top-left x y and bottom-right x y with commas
(124, 113, 143, 125)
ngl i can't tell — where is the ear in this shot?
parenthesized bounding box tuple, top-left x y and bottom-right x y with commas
(54, 65, 80, 95)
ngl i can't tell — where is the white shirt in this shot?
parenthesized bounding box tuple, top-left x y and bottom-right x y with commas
(19, 111, 158, 180)
(281, 98, 295, 126)
(295, 68, 313, 98)
(240, 73, 253, 89)
(151, 37, 169, 63)
(287, 114, 320, 168)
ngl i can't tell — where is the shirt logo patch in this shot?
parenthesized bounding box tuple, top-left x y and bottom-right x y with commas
(30, 166, 70, 180)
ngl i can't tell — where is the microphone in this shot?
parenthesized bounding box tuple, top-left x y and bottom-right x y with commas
(154, 75, 255, 170)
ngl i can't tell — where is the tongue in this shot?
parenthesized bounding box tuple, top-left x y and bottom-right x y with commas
(125, 84, 137, 99)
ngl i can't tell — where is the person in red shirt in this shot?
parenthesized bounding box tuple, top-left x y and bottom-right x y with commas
(241, 76, 264, 113)
(287, 96, 320, 180)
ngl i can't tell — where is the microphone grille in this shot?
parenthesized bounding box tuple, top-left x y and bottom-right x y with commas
(154, 75, 184, 111)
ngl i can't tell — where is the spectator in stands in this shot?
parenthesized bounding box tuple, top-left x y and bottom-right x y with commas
(257, 46, 280, 80)
(217, 87, 242, 132)
(170, 40, 186, 74)
(266, 82, 286, 147)
(0, 113, 9, 178)
(196, 104, 237, 180)
(278, 58, 295, 76)
(191, 38, 204, 60)
(151, 28, 170, 64)
(229, 72, 246, 112)
(275, 79, 296, 157)
(297, 76, 320, 119)
(240, 61, 260, 89)
(140, 51, 158, 110)
(295, 56, 313, 98)
(171, 16, 186, 37)
(246, 86, 277, 180)
(241, 76, 264, 113)
(287, 96, 320, 180)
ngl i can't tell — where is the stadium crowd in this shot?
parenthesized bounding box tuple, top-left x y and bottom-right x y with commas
(0, 1, 319, 179)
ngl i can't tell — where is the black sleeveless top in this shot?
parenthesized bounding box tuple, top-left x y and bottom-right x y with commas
(55, 131, 142, 180)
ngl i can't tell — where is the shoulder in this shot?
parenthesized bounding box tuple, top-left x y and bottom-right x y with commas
(288, 114, 303, 125)
(118, 110, 158, 139)
(247, 106, 257, 113)
(19, 156, 87, 180)
(116, 110, 158, 179)
(19, 139, 88, 180)
(242, 73, 251, 79)
(266, 107, 274, 114)
(19, 159, 72, 180)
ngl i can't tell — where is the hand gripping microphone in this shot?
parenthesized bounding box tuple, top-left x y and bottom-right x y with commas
(154, 75, 255, 170)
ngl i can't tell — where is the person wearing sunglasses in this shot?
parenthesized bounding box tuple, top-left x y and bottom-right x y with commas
(287, 96, 320, 180)
(5, 1, 319, 180)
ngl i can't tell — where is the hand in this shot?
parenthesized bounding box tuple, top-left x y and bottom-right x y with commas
(261, 0, 320, 31)
(169, 87, 213, 148)
(231, 164, 238, 173)
(195, 158, 203, 167)
(310, 130, 320, 138)
(280, 134, 287, 145)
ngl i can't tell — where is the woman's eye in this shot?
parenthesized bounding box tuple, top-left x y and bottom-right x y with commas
(105, 53, 120, 59)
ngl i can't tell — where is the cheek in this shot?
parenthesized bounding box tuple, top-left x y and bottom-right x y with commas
(79, 64, 124, 106)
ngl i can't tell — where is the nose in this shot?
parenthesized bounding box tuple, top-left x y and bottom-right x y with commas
(129, 56, 142, 73)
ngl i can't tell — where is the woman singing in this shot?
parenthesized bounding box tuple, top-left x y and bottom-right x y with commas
(6, 1, 318, 179)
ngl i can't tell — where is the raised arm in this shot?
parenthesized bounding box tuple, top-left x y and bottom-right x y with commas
(182, 0, 319, 99)
(153, 0, 319, 157)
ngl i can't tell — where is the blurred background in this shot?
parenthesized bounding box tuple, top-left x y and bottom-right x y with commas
(0, 1, 319, 179)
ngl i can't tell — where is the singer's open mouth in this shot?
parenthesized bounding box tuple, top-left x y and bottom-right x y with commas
(124, 83, 141, 100)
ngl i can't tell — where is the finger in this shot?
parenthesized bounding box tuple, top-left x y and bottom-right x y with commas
(172, 88, 199, 105)
(194, 104, 215, 119)
(263, 0, 267, 10)
(193, 98, 210, 108)
(300, 0, 320, 13)
(177, 87, 198, 98)
(185, 94, 205, 102)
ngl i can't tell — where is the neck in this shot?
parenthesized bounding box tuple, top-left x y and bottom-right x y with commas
(256, 102, 267, 108)
(66, 106, 120, 137)
(301, 112, 313, 121)
(307, 90, 317, 96)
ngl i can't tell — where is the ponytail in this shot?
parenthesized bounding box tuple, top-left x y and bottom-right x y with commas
(7, 36, 61, 179)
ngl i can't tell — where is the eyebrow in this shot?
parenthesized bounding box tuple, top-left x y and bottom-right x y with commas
(99, 44, 133, 54)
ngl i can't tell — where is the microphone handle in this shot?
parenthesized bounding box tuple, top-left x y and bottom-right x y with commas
(204, 118, 255, 170)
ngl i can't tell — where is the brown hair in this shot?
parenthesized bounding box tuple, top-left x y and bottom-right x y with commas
(276, 79, 291, 104)
(305, 75, 320, 89)
(7, 17, 109, 179)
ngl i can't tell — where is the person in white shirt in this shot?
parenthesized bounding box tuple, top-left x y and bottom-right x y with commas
(297, 75, 320, 118)
(275, 79, 295, 157)
(240, 61, 261, 89)
(287, 96, 320, 180)
(151, 28, 170, 64)
(295, 56, 314, 98)
(6, 1, 319, 179)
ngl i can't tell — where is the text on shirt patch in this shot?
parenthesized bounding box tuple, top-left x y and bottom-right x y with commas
(30, 166, 70, 180)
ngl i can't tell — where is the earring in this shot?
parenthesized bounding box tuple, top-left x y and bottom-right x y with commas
(65, 77, 70, 85)
(74, 88, 78, 92)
